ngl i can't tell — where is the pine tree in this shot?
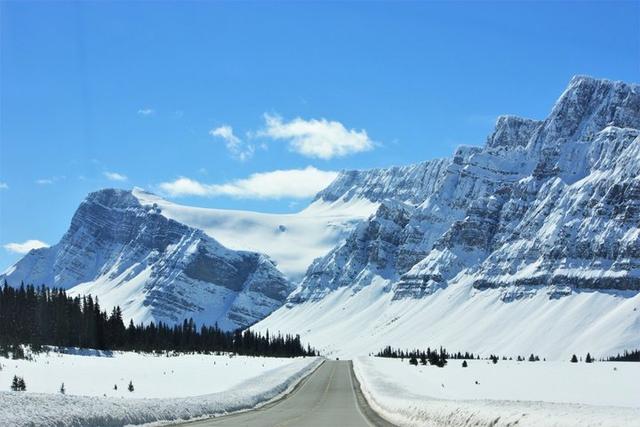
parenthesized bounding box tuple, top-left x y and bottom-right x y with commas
(128, 380, 134, 392)
(528, 354, 535, 362)
(585, 353, 593, 363)
(60, 383, 65, 394)
(18, 377, 26, 391)
(10, 375, 20, 391)
(462, 360, 468, 368)
(409, 356, 418, 366)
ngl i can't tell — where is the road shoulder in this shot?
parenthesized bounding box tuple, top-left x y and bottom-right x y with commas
(349, 361, 397, 427)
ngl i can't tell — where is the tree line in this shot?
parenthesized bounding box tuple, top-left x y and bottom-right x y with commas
(376, 345, 478, 367)
(376, 346, 550, 366)
(0, 282, 316, 357)
(606, 349, 640, 362)
(377, 345, 478, 360)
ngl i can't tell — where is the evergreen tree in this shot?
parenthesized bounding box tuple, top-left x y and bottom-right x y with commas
(462, 360, 468, 368)
(585, 353, 593, 363)
(60, 383, 65, 394)
(10, 375, 20, 391)
(128, 381, 134, 392)
(528, 354, 536, 362)
(409, 356, 418, 366)
(437, 347, 448, 367)
(11, 376, 26, 391)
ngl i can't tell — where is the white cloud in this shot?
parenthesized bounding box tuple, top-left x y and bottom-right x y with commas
(158, 166, 338, 199)
(0, 182, 8, 190)
(104, 171, 128, 182)
(137, 108, 155, 116)
(209, 125, 255, 161)
(260, 114, 374, 159)
(4, 239, 49, 254)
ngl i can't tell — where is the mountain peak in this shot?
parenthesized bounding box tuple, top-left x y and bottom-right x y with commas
(539, 75, 640, 146)
(83, 188, 139, 209)
(486, 115, 542, 149)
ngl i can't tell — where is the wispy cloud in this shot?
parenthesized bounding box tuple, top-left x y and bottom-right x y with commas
(104, 171, 128, 182)
(209, 125, 255, 161)
(4, 239, 49, 254)
(35, 176, 65, 185)
(158, 166, 338, 199)
(137, 108, 155, 116)
(0, 182, 8, 190)
(259, 114, 374, 159)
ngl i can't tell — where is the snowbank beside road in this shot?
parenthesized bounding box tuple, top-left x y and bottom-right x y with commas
(0, 350, 321, 426)
(353, 356, 640, 427)
(0, 349, 307, 398)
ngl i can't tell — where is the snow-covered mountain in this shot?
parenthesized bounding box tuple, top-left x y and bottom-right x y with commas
(254, 76, 640, 359)
(2, 75, 639, 357)
(0, 189, 297, 330)
(0, 188, 374, 329)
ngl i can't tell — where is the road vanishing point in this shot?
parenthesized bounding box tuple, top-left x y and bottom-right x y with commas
(180, 360, 395, 427)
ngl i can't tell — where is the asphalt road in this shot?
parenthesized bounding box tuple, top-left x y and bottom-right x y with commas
(180, 360, 394, 427)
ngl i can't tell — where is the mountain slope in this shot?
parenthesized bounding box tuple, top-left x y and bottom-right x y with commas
(254, 76, 640, 358)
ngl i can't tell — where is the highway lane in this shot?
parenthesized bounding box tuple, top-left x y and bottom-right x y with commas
(179, 360, 394, 427)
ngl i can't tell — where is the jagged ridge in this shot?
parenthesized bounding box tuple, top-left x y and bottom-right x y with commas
(293, 75, 640, 302)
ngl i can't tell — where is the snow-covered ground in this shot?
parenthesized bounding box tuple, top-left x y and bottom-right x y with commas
(354, 356, 640, 427)
(0, 349, 321, 426)
(254, 277, 640, 360)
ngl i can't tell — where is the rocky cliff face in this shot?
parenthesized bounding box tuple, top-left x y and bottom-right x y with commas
(1, 189, 293, 330)
(314, 158, 451, 205)
(292, 76, 640, 303)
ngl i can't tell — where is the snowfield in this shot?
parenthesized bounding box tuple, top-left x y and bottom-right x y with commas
(353, 356, 640, 427)
(254, 277, 640, 360)
(134, 188, 378, 280)
(0, 349, 321, 426)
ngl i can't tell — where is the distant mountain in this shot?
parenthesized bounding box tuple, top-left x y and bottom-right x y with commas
(255, 76, 640, 358)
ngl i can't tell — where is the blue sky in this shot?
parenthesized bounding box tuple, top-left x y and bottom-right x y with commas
(1, 1, 638, 270)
